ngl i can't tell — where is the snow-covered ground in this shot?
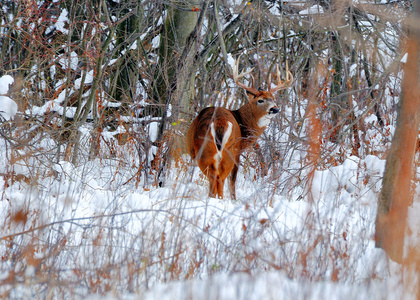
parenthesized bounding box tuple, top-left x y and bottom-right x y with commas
(1, 70, 419, 299)
(0, 143, 419, 298)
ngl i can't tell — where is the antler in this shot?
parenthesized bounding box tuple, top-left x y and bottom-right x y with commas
(268, 62, 293, 93)
(233, 55, 259, 95)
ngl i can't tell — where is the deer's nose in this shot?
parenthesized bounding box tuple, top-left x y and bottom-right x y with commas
(270, 107, 279, 114)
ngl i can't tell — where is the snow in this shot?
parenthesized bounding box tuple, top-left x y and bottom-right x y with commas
(227, 53, 236, 70)
(0, 74, 13, 94)
(58, 51, 79, 70)
(56, 9, 69, 34)
(75, 70, 95, 88)
(130, 40, 138, 50)
(0, 96, 17, 120)
(151, 35, 160, 48)
(138, 270, 401, 300)
(148, 121, 159, 142)
(0, 3, 419, 299)
(1, 141, 419, 298)
(0, 75, 17, 120)
(299, 5, 325, 15)
(0, 68, 418, 298)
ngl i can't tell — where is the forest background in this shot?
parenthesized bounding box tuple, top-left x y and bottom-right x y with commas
(1, 0, 420, 298)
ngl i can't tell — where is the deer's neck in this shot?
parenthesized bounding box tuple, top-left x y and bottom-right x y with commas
(232, 105, 265, 149)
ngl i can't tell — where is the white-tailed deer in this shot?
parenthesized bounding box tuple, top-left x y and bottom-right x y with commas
(187, 56, 293, 199)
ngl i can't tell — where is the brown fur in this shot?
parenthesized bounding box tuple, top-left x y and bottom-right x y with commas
(187, 91, 279, 199)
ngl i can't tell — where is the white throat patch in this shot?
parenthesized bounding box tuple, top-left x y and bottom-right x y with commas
(258, 114, 275, 128)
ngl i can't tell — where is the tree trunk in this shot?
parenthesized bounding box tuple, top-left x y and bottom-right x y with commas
(112, 2, 143, 103)
(328, 0, 346, 143)
(375, 6, 420, 263)
(330, 31, 344, 143)
(152, 0, 199, 120)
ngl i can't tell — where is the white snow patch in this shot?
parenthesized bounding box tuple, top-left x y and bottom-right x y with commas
(58, 51, 79, 70)
(56, 9, 69, 34)
(0, 75, 17, 120)
(148, 121, 159, 142)
(299, 5, 324, 15)
(74, 70, 94, 88)
(0, 96, 18, 120)
(0, 75, 14, 94)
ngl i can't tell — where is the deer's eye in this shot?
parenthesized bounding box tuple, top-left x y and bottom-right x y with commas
(257, 99, 264, 104)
